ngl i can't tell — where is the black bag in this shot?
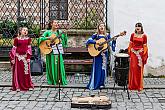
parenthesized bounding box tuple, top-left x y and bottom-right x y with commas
(30, 47, 43, 76)
(30, 59, 43, 76)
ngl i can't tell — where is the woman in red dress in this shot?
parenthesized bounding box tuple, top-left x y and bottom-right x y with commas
(9, 27, 34, 91)
(128, 23, 148, 91)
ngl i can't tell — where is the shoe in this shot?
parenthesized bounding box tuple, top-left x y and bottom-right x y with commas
(100, 86, 105, 88)
(89, 90, 95, 97)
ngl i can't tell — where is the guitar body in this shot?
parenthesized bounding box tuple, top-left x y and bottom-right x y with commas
(88, 38, 108, 57)
(88, 31, 126, 57)
(39, 34, 60, 54)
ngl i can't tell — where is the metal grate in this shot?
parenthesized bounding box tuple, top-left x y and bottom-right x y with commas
(0, 0, 107, 47)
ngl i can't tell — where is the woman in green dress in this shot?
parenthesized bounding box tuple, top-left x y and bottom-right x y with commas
(38, 20, 68, 85)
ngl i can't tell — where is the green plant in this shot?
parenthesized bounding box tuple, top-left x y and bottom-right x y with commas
(0, 20, 17, 38)
(32, 25, 40, 36)
(74, 9, 99, 29)
(0, 19, 41, 38)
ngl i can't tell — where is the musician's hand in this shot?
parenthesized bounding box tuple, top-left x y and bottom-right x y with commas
(96, 42, 100, 46)
(114, 37, 117, 40)
(48, 37, 53, 40)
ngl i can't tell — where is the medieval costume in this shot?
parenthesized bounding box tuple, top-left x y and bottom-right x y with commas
(38, 30, 68, 85)
(9, 37, 34, 91)
(128, 33, 148, 91)
(86, 34, 116, 90)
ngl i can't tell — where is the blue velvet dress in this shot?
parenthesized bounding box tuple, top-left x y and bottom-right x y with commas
(86, 34, 116, 90)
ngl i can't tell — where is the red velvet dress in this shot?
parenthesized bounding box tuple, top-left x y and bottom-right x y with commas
(128, 33, 148, 91)
(9, 37, 34, 91)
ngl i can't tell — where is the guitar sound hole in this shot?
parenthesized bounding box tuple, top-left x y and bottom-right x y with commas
(46, 42, 50, 47)
(98, 46, 103, 51)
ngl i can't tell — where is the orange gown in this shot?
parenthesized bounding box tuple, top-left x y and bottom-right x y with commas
(128, 33, 148, 91)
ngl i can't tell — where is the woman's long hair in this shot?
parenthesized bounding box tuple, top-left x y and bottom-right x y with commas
(47, 20, 54, 30)
(135, 22, 144, 34)
(96, 22, 107, 35)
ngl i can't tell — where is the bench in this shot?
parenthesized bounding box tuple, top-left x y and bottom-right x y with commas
(0, 47, 93, 73)
(63, 47, 93, 73)
(63, 47, 93, 64)
(64, 59, 92, 65)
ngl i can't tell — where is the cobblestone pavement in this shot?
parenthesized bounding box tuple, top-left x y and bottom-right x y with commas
(0, 70, 165, 110)
(1, 70, 165, 88)
(0, 87, 165, 110)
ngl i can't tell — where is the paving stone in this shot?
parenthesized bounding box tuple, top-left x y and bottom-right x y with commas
(36, 102, 47, 107)
(13, 107, 24, 110)
(144, 105, 153, 109)
(0, 93, 8, 96)
(132, 98, 141, 103)
(0, 106, 6, 110)
(51, 107, 61, 110)
(117, 106, 126, 110)
(8, 101, 20, 105)
(36, 98, 46, 101)
(141, 98, 150, 102)
(42, 105, 53, 110)
(155, 93, 163, 98)
(25, 101, 37, 109)
(6, 104, 17, 109)
(152, 107, 163, 110)
(1, 71, 165, 109)
(10, 97, 21, 101)
(18, 101, 29, 106)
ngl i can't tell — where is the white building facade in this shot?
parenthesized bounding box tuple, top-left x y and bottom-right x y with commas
(107, 0, 165, 75)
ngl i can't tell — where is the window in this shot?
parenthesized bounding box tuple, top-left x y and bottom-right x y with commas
(49, 0, 68, 20)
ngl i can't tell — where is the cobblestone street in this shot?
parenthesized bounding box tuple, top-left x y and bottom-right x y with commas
(0, 70, 165, 110)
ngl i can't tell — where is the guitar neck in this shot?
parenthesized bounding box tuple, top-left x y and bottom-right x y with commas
(101, 35, 120, 45)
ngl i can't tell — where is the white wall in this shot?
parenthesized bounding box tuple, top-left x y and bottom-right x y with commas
(107, 0, 165, 68)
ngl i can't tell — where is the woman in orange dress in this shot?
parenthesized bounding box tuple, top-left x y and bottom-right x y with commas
(128, 23, 148, 91)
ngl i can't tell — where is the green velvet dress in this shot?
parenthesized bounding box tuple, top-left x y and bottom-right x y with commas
(38, 30, 68, 85)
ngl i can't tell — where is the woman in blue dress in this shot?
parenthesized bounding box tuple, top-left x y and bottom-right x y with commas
(86, 23, 116, 90)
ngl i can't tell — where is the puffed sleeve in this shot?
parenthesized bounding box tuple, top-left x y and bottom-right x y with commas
(13, 38, 18, 47)
(27, 38, 32, 61)
(86, 34, 97, 47)
(143, 34, 148, 64)
(9, 38, 17, 64)
(107, 34, 116, 52)
(38, 30, 49, 45)
(61, 32, 68, 48)
(130, 33, 134, 42)
(143, 34, 147, 44)
(28, 38, 32, 45)
(128, 33, 134, 54)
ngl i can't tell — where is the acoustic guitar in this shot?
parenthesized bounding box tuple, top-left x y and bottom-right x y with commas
(88, 31, 126, 57)
(39, 34, 61, 55)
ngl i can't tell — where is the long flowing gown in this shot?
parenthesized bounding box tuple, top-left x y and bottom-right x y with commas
(86, 34, 116, 90)
(38, 30, 68, 85)
(128, 33, 148, 91)
(9, 37, 34, 91)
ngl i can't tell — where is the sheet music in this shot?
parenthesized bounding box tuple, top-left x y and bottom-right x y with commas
(51, 44, 64, 54)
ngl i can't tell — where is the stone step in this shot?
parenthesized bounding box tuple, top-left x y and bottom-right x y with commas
(0, 61, 10, 69)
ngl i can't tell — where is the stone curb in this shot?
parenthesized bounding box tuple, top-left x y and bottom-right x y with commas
(0, 82, 165, 89)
